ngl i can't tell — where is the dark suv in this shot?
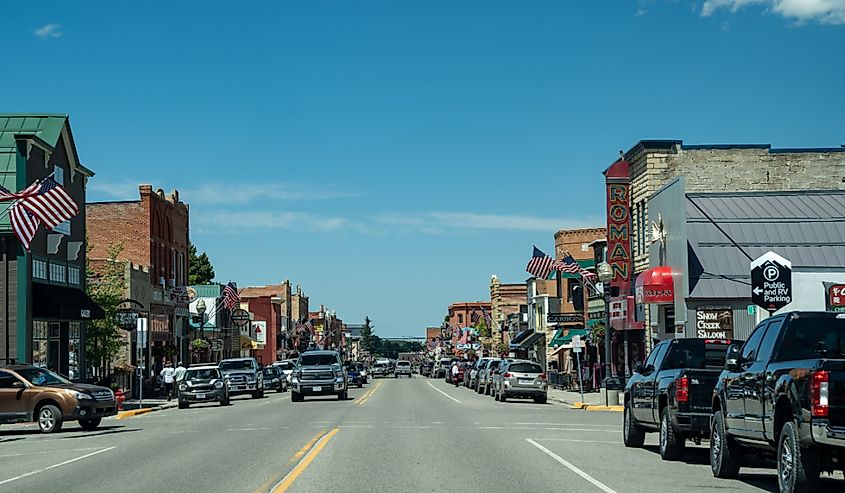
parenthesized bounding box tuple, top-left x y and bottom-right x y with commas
(290, 350, 348, 402)
(178, 365, 230, 408)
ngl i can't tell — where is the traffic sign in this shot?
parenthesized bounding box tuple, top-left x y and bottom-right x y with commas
(547, 313, 584, 324)
(751, 251, 792, 313)
(231, 308, 251, 327)
(571, 335, 584, 353)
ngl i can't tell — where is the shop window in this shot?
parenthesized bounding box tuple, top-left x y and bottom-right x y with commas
(49, 263, 66, 283)
(68, 322, 81, 380)
(32, 321, 49, 368)
(33, 258, 48, 280)
(68, 266, 81, 285)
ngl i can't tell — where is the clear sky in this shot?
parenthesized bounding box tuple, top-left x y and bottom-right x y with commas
(3, 1, 843, 337)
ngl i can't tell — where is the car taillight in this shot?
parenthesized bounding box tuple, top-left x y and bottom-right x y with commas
(538, 373, 546, 380)
(503, 372, 512, 378)
(675, 376, 689, 403)
(704, 339, 731, 345)
(811, 370, 829, 417)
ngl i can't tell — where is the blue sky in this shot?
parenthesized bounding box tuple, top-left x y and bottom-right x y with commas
(3, 1, 843, 337)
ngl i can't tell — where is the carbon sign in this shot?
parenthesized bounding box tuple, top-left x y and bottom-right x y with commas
(750, 251, 792, 313)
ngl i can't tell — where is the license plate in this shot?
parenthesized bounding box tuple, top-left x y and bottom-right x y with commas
(195, 393, 206, 399)
(312, 386, 322, 392)
(518, 379, 533, 384)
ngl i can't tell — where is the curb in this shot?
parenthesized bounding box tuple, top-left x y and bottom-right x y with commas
(568, 401, 623, 412)
(116, 402, 177, 420)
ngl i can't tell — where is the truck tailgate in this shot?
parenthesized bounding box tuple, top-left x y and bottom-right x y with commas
(820, 361, 845, 427)
(686, 369, 722, 413)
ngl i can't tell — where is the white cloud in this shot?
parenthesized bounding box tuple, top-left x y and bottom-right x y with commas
(701, 0, 845, 24)
(636, 9, 649, 16)
(192, 210, 352, 234)
(181, 182, 358, 205)
(34, 24, 62, 38)
(374, 211, 602, 234)
(88, 179, 147, 200)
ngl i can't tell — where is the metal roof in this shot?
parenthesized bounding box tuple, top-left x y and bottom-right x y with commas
(686, 191, 845, 299)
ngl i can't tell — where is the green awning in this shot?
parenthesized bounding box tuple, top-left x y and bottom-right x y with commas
(549, 328, 588, 348)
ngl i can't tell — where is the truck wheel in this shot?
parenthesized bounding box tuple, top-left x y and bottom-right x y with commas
(220, 396, 230, 406)
(710, 410, 740, 478)
(623, 400, 645, 448)
(533, 395, 547, 404)
(660, 407, 686, 461)
(358, 382, 363, 388)
(79, 417, 102, 431)
(778, 420, 820, 493)
(178, 401, 189, 409)
(37, 404, 63, 433)
(291, 392, 302, 402)
(338, 390, 348, 400)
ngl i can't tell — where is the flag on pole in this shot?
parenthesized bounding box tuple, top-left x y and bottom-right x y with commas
(481, 306, 493, 329)
(526, 246, 556, 279)
(20, 175, 78, 229)
(560, 253, 597, 279)
(10, 201, 40, 251)
(222, 282, 240, 310)
(470, 311, 480, 325)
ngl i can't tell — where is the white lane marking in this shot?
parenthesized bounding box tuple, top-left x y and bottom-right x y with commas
(533, 438, 622, 444)
(526, 439, 617, 493)
(0, 447, 116, 486)
(426, 382, 461, 404)
(515, 422, 617, 427)
(432, 421, 444, 424)
(478, 426, 617, 432)
(337, 425, 375, 428)
(0, 447, 102, 459)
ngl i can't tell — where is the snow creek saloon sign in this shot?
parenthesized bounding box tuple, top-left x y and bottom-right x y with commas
(695, 307, 733, 339)
(231, 308, 251, 327)
(750, 251, 792, 313)
(606, 181, 631, 285)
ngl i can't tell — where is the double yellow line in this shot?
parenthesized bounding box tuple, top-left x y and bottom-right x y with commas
(355, 380, 383, 406)
(254, 428, 341, 493)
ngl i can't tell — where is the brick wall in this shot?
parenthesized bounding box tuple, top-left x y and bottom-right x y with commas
(86, 201, 148, 266)
(554, 227, 605, 261)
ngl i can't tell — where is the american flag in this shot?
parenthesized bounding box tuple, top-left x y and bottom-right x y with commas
(481, 306, 493, 328)
(526, 246, 556, 279)
(470, 311, 480, 325)
(9, 200, 39, 251)
(21, 175, 78, 229)
(222, 282, 240, 310)
(561, 253, 596, 279)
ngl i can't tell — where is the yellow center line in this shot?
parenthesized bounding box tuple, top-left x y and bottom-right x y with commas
(272, 428, 340, 493)
(253, 431, 327, 493)
(356, 380, 383, 406)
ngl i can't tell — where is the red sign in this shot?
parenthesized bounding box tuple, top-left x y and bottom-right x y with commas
(635, 266, 675, 304)
(605, 160, 632, 289)
(829, 284, 845, 311)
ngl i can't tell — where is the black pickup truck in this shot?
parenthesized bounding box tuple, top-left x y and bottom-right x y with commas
(710, 311, 845, 493)
(623, 337, 738, 461)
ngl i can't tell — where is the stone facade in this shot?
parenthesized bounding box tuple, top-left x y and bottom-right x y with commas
(489, 275, 527, 342)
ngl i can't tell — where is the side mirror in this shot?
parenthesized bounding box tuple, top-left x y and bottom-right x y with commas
(633, 362, 645, 374)
(11, 381, 25, 389)
(725, 344, 741, 371)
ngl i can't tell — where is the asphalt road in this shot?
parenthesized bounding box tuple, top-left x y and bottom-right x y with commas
(1, 376, 843, 493)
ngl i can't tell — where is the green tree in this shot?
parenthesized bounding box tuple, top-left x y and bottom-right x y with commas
(360, 316, 374, 353)
(472, 320, 490, 338)
(188, 242, 215, 285)
(86, 243, 128, 378)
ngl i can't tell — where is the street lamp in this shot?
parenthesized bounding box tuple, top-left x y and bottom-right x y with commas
(196, 298, 207, 341)
(596, 262, 613, 387)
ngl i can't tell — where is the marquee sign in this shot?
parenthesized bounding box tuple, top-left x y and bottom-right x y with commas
(605, 160, 632, 289)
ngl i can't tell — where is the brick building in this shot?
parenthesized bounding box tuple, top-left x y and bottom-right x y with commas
(489, 275, 527, 344)
(603, 140, 845, 376)
(86, 185, 190, 376)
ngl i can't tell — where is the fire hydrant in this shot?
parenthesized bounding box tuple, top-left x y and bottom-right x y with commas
(115, 388, 126, 411)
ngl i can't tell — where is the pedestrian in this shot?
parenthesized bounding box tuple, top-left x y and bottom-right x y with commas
(160, 361, 176, 401)
(450, 360, 459, 384)
(174, 361, 187, 382)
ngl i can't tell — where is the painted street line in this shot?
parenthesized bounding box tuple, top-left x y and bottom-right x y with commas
(0, 446, 116, 486)
(426, 381, 461, 403)
(526, 439, 617, 493)
(0, 447, 102, 459)
(271, 428, 340, 493)
(533, 438, 622, 444)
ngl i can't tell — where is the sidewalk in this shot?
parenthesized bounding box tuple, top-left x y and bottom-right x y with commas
(548, 388, 623, 412)
(117, 398, 177, 419)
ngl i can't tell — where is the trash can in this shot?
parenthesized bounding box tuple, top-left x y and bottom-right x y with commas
(602, 377, 623, 407)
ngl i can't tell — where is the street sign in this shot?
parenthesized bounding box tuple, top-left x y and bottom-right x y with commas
(547, 313, 584, 324)
(751, 251, 792, 313)
(136, 318, 148, 349)
(231, 308, 251, 327)
(571, 335, 584, 353)
(747, 305, 756, 316)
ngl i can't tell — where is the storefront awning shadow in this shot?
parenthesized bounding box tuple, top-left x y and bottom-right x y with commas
(33, 283, 105, 321)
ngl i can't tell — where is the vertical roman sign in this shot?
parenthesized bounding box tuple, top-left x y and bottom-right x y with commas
(605, 159, 632, 293)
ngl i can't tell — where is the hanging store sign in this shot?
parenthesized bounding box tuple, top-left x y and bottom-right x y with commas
(609, 299, 627, 321)
(605, 161, 632, 288)
(231, 308, 251, 327)
(695, 307, 733, 339)
(251, 321, 267, 345)
(825, 283, 845, 312)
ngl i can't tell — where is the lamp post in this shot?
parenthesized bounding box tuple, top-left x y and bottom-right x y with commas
(196, 298, 207, 362)
(596, 262, 613, 388)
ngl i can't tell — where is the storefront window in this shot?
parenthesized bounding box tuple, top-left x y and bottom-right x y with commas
(68, 322, 81, 380)
(68, 266, 81, 285)
(32, 321, 49, 367)
(33, 258, 48, 280)
(49, 263, 66, 283)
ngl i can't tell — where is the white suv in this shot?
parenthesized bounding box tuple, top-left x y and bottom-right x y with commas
(394, 361, 412, 378)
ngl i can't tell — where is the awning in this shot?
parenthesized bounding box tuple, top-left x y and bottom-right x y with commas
(239, 335, 258, 350)
(549, 345, 569, 358)
(509, 329, 533, 346)
(33, 283, 105, 321)
(635, 266, 675, 304)
(189, 320, 218, 332)
(550, 328, 589, 348)
(510, 330, 544, 350)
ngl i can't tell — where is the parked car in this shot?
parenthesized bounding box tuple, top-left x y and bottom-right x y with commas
(219, 357, 264, 399)
(262, 366, 287, 393)
(710, 311, 845, 492)
(491, 360, 548, 403)
(346, 362, 364, 388)
(178, 365, 230, 408)
(622, 337, 739, 460)
(435, 359, 452, 379)
(470, 358, 492, 389)
(0, 365, 117, 433)
(290, 350, 348, 402)
(420, 361, 434, 377)
(394, 361, 412, 378)
(371, 362, 389, 378)
(272, 359, 296, 384)
(355, 362, 369, 384)
(447, 361, 466, 385)
(478, 359, 505, 395)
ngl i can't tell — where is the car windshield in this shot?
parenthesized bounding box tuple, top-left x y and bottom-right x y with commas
(508, 363, 543, 373)
(263, 368, 277, 376)
(299, 354, 339, 366)
(276, 362, 294, 370)
(662, 340, 737, 370)
(186, 369, 220, 380)
(778, 316, 845, 360)
(489, 361, 502, 369)
(220, 360, 254, 371)
(397, 362, 410, 366)
(17, 367, 72, 386)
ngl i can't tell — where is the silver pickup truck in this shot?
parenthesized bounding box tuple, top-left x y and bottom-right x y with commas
(219, 357, 265, 399)
(290, 350, 348, 402)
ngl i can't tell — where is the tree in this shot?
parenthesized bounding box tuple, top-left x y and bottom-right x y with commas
(189, 242, 215, 285)
(360, 316, 374, 353)
(86, 242, 128, 379)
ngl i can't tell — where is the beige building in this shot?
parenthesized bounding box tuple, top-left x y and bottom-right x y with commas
(489, 276, 527, 343)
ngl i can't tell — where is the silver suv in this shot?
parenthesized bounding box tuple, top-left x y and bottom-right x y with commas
(290, 350, 348, 402)
(491, 360, 548, 404)
(219, 357, 265, 399)
(178, 366, 230, 408)
(477, 359, 506, 395)
(394, 361, 412, 378)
